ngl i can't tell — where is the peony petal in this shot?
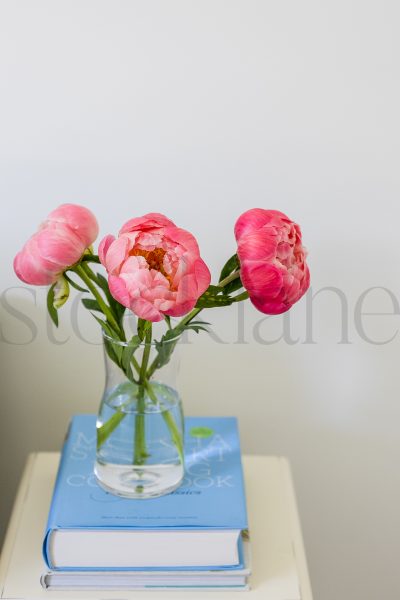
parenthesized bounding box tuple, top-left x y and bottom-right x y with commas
(135, 231, 163, 251)
(130, 297, 164, 322)
(237, 228, 277, 262)
(250, 294, 291, 315)
(47, 204, 99, 247)
(172, 255, 190, 288)
(108, 275, 131, 308)
(120, 213, 175, 235)
(154, 297, 175, 312)
(276, 241, 292, 261)
(13, 244, 58, 285)
(175, 273, 199, 305)
(120, 255, 148, 276)
(164, 226, 201, 255)
(104, 236, 130, 275)
(193, 258, 211, 296)
(98, 235, 115, 267)
(150, 269, 171, 288)
(234, 209, 289, 241)
(240, 261, 283, 299)
(165, 298, 196, 317)
(35, 224, 85, 269)
(301, 265, 311, 294)
(283, 272, 300, 304)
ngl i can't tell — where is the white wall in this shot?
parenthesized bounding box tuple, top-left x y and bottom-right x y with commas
(1, 2, 400, 598)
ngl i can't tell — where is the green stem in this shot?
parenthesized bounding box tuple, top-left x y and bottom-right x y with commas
(218, 270, 240, 288)
(133, 325, 152, 465)
(131, 356, 141, 378)
(80, 261, 104, 289)
(232, 290, 249, 302)
(133, 386, 147, 466)
(81, 255, 101, 264)
(97, 411, 126, 450)
(175, 270, 242, 332)
(174, 307, 202, 332)
(74, 264, 122, 336)
(145, 381, 184, 464)
(139, 325, 152, 383)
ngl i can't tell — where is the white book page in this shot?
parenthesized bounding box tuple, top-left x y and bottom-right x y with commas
(50, 528, 240, 568)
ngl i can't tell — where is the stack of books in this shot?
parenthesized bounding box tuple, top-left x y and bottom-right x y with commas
(41, 415, 251, 591)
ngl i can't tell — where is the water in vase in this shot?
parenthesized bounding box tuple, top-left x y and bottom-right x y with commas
(94, 381, 184, 499)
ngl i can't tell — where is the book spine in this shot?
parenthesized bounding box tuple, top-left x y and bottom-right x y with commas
(236, 419, 249, 530)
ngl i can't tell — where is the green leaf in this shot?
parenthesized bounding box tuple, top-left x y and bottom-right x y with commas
(81, 298, 102, 312)
(91, 314, 124, 367)
(145, 381, 184, 463)
(81, 254, 101, 264)
(195, 283, 234, 308)
(103, 337, 122, 368)
(95, 272, 111, 295)
(46, 284, 59, 327)
(97, 411, 126, 449)
(219, 254, 239, 283)
(232, 291, 249, 303)
(203, 284, 226, 296)
(195, 294, 234, 308)
(92, 314, 116, 337)
(137, 318, 151, 342)
(96, 272, 126, 323)
(164, 315, 172, 329)
(223, 275, 243, 295)
(162, 410, 184, 463)
(121, 335, 141, 379)
(185, 320, 210, 334)
(153, 330, 180, 371)
(186, 324, 209, 333)
(63, 272, 88, 293)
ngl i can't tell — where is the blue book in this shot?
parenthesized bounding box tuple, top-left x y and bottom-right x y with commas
(43, 415, 248, 571)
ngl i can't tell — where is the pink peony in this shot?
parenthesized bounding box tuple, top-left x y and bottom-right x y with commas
(234, 208, 310, 314)
(99, 213, 211, 322)
(14, 204, 99, 285)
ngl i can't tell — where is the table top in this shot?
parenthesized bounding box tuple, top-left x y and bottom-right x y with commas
(0, 453, 313, 599)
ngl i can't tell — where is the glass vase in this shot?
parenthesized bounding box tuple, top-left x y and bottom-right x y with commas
(94, 332, 184, 499)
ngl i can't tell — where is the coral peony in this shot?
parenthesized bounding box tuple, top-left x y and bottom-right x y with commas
(99, 213, 211, 322)
(234, 208, 310, 314)
(13, 204, 99, 285)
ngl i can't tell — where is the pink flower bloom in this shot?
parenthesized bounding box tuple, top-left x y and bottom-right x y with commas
(14, 204, 99, 285)
(235, 208, 310, 314)
(99, 213, 211, 322)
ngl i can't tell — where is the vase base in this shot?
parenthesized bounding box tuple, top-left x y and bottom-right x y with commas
(94, 460, 184, 499)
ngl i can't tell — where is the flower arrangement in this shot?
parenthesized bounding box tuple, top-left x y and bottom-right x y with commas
(14, 204, 310, 497)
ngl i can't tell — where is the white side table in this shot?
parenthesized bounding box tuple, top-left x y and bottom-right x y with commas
(0, 453, 313, 599)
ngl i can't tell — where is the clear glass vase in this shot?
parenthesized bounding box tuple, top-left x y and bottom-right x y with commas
(94, 332, 184, 499)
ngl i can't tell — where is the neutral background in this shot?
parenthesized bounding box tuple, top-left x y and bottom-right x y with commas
(1, 1, 400, 598)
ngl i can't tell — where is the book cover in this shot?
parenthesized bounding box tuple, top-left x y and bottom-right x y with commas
(43, 415, 248, 570)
